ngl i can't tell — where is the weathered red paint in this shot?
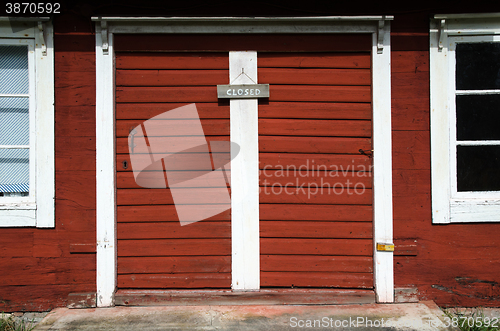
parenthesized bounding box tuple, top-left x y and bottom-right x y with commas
(0, 30, 97, 312)
(1, 8, 500, 312)
(391, 13, 500, 307)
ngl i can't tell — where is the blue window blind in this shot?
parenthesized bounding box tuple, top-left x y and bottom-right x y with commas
(0, 46, 30, 196)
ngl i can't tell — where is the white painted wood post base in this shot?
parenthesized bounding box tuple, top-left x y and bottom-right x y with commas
(230, 51, 260, 290)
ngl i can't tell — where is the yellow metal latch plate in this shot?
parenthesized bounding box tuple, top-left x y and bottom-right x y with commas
(377, 243, 394, 252)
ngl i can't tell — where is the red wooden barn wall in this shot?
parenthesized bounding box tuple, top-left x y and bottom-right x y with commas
(391, 13, 500, 307)
(0, 14, 97, 311)
(0, 7, 500, 312)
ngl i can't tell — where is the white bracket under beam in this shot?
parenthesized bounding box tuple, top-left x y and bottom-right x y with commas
(377, 18, 385, 54)
(37, 22, 46, 56)
(101, 21, 109, 55)
(438, 19, 446, 52)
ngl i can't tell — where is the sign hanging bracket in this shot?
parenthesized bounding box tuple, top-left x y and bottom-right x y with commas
(101, 21, 109, 55)
(438, 19, 446, 52)
(230, 68, 257, 85)
(377, 17, 385, 54)
(37, 22, 46, 56)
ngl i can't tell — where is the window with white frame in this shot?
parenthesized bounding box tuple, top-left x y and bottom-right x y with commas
(0, 19, 54, 227)
(0, 40, 35, 199)
(430, 14, 500, 223)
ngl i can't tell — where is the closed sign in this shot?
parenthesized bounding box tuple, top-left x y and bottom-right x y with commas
(217, 84, 270, 99)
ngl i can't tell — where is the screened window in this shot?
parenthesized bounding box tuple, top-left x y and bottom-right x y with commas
(0, 43, 34, 200)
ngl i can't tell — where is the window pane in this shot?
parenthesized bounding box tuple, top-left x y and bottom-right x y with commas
(456, 43, 500, 90)
(0, 46, 29, 94)
(0, 98, 29, 145)
(457, 145, 500, 191)
(456, 94, 500, 141)
(0, 149, 29, 195)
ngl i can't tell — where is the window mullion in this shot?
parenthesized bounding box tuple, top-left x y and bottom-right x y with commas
(0, 94, 29, 97)
(28, 40, 36, 203)
(457, 140, 500, 146)
(456, 89, 500, 95)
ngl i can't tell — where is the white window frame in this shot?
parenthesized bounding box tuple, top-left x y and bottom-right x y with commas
(0, 18, 55, 227)
(430, 14, 500, 223)
(0, 39, 36, 206)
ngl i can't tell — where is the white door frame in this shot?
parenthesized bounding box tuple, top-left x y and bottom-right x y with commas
(94, 16, 394, 307)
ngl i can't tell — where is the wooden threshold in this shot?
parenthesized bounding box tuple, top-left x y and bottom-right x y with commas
(115, 289, 376, 306)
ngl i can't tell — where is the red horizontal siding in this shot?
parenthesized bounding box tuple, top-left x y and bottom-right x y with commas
(117, 206, 230, 223)
(118, 222, 230, 239)
(116, 103, 229, 120)
(118, 256, 231, 274)
(259, 102, 372, 120)
(118, 273, 230, 289)
(115, 52, 231, 289)
(258, 53, 371, 69)
(118, 239, 231, 257)
(116, 53, 229, 70)
(115, 118, 229, 137)
(261, 255, 373, 273)
(114, 34, 372, 52)
(259, 136, 372, 154)
(258, 51, 373, 288)
(261, 272, 372, 288)
(260, 222, 372, 239)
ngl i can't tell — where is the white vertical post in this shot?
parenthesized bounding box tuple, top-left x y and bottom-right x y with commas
(35, 21, 55, 228)
(230, 51, 260, 290)
(372, 22, 394, 303)
(95, 23, 117, 307)
(430, 19, 451, 224)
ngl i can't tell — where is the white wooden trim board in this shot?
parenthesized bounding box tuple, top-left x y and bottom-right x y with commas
(430, 17, 500, 224)
(95, 24, 117, 307)
(229, 51, 260, 290)
(371, 22, 394, 303)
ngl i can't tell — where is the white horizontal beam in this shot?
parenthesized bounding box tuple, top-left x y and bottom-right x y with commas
(108, 23, 378, 34)
(92, 16, 393, 22)
(451, 199, 500, 222)
(91, 16, 393, 34)
(435, 13, 500, 19)
(0, 204, 36, 210)
(0, 209, 36, 227)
